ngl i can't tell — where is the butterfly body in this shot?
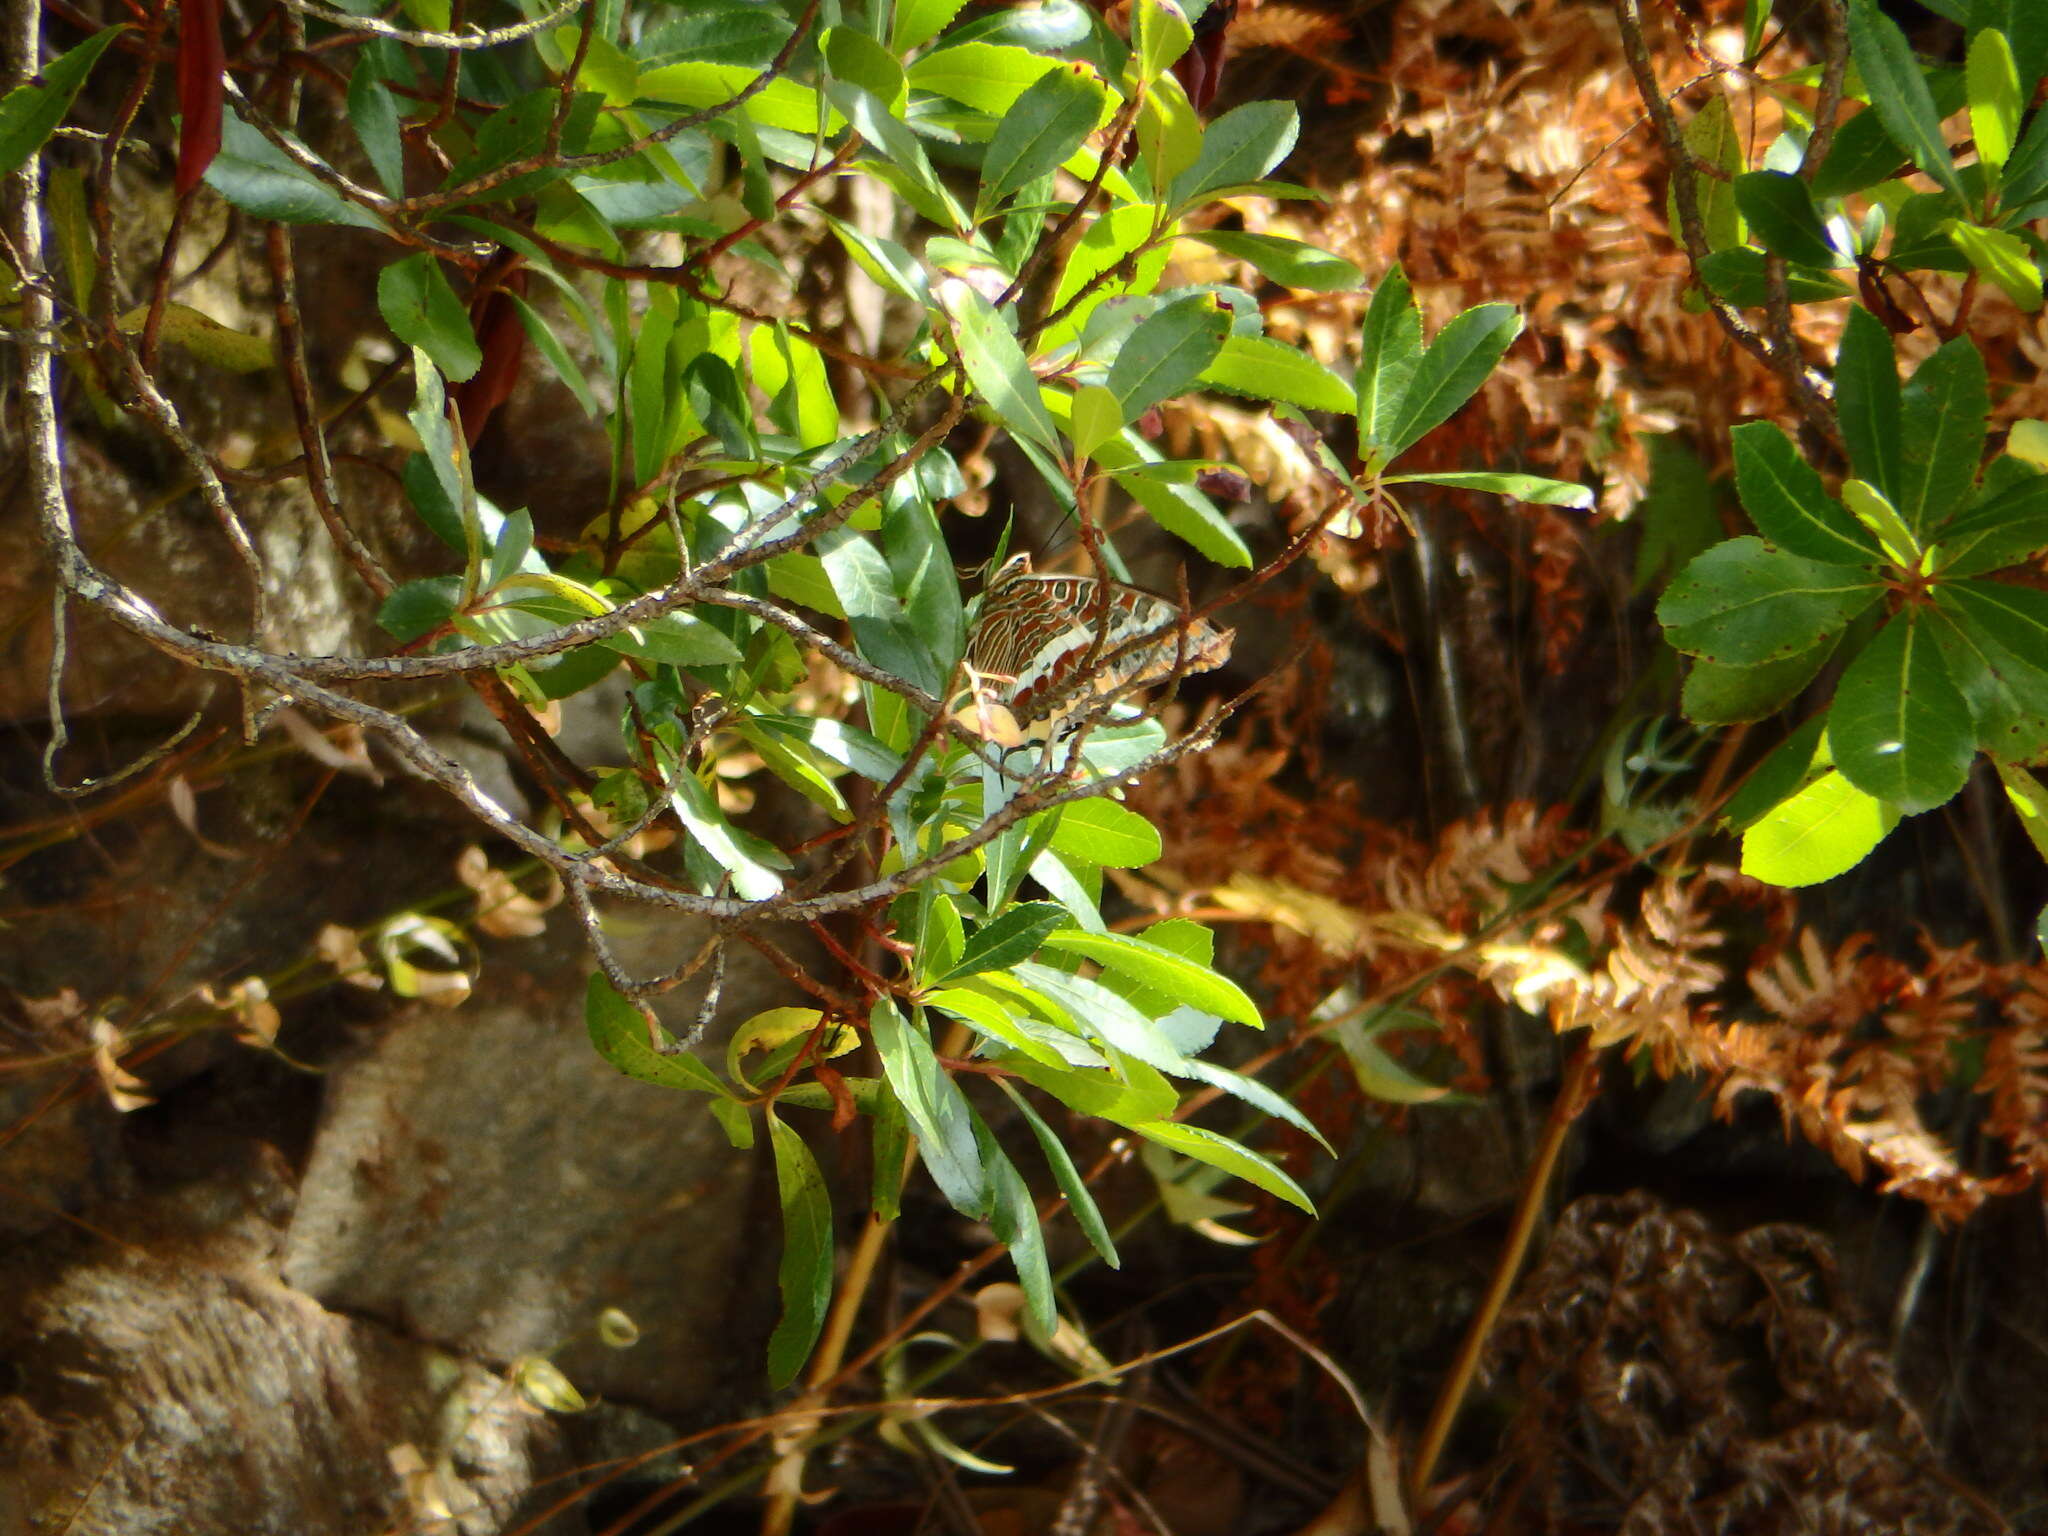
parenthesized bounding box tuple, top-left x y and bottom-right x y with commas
(967, 556, 1232, 738)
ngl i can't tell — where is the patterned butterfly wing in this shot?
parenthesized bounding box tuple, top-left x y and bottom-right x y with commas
(968, 559, 1232, 737)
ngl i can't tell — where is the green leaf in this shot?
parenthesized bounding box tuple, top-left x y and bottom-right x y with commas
(1168, 100, 1299, 209)
(940, 277, 1062, 452)
(1722, 716, 1830, 834)
(1658, 537, 1882, 664)
(1897, 337, 1988, 533)
(2002, 93, 2048, 213)
(114, 301, 273, 373)
(1199, 334, 1353, 413)
(505, 293, 598, 417)
(939, 901, 1074, 982)
(1944, 220, 2044, 311)
(344, 50, 406, 198)
(1740, 767, 1899, 886)
(1666, 96, 1745, 252)
(668, 769, 786, 900)
(764, 1110, 834, 1388)
(978, 61, 1103, 215)
(907, 41, 1065, 116)
(603, 613, 745, 667)
(1131, 1121, 1314, 1213)
(1041, 928, 1259, 1026)
(1846, 0, 1965, 198)
(824, 25, 905, 103)
(1134, 74, 1204, 190)
(820, 528, 948, 698)
(1828, 613, 1974, 812)
(1967, 26, 2021, 170)
(1836, 305, 1904, 501)
(1681, 641, 1836, 725)
(928, 987, 1076, 1068)
(1381, 471, 1592, 508)
(1012, 962, 1194, 1072)
(637, 59, 837, 136)
(1731, 422, 1882, 564)
(872, 1000, 986, 1215)
(1936, 469, 2048, 575)
(1356, 265, 1423, 459)
(1333, 1010, 1453, 1105)
(1069, 383, 1123, 463)
(1192, 231, 1363, 291)
(1377, 302, 1522, 457)
(1107, 294, 1230, 420)
(584, 973, 729, 1093)
(1133, 0, 1195, 79)
(979, 1129, 1055, 1333)
(1733, 171, 1846, 267)
(893, 0, 971, 53)
(1695, 248, 1855, 306)
(0, 25, 126, 181)
(205, 108, 388, 230)
(996, 1080, 1118, 1267)
(1997, 762, 2048, 868)
(377, 255, 482, 383)
(1926, 597, 2048, 761)
(1047, 797, 1163, 867)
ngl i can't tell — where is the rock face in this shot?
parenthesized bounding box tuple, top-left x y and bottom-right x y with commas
(0, 843, 796, 1534)
(280, 926, 783, 1417)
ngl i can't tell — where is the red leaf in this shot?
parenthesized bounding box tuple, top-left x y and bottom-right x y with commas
(453, 268, 529, 445)
(176, 0, 225, 195)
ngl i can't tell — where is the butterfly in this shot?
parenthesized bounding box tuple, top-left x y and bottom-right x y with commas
(964, 554, 1233, 742)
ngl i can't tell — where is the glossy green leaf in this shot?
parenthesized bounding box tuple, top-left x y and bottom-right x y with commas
(378, 255, 483, 383)
(978, 1126, 1054, 1333)
(1740, 767, 1899, 886)
(1041, 927, 1259, 1025)
(1012, 962, 1193, 1072)
(1131, 1121, 1314, 1213)
(978, 61, 1103, 215)
(1133, 0, 1195, 79)
(1936, 470, 2048, 575)
(824, 26, 905, 103)
(1997, 761, 2048, 868)
(637, 60, 837, 136)
(1733, 171, 1846, 267)
(1356, 264, 1422, 457)
(1333, 1009, 1454, 1105)
(1682, 641, 1835, 724)
(764, 1110, 833, 1388)
(205, 108, 388, 230)
(1845, 0, 1964, 198)
(940, 901, 1073, 982)
(1967, 26, 2021, 170)
(668, 769, 787, 900)
(907, 42, 1065, 116)
(1836, 305, 1904, 501)
(1193, 231, 1363, 292)
(1200, 334, 1353, 413)
(1897, 337, 1988, 533)
(893, 0, 971, 53)
(1047, 797, 1163, 867)
(584, 973, 729, 1093)
(1945, 220, 2043, 311)
(1828, 613, 1974, 812)
(1168, 100, 1299, 209)
(0, 25, 126, 181)
(940, 278, 1061, 452)
(1381, 471, 1592, 508)
(1666, 95, 1745, 252)
(1002, 1051, 1179, 1126)
(1731, 422, 1881, 564)
(1134, 73, 1204, 189)
(1721, 714, 1829, 832)
(1695, 248, 1854, 306)
(345, 48, 406, 198)
(2002, 95, 2048, 213)
(872, 1000, 987, 1215)
(1069, 383, 1123, 463)
(1926, 599, 2048, 761)
(996, 1080, 1118, 1266)
(1658, 537, 1882, 664)
(928, 987, 1075, 1068)
(1108, 294, 1230, 420)
(1378, 302, 1522, 456)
